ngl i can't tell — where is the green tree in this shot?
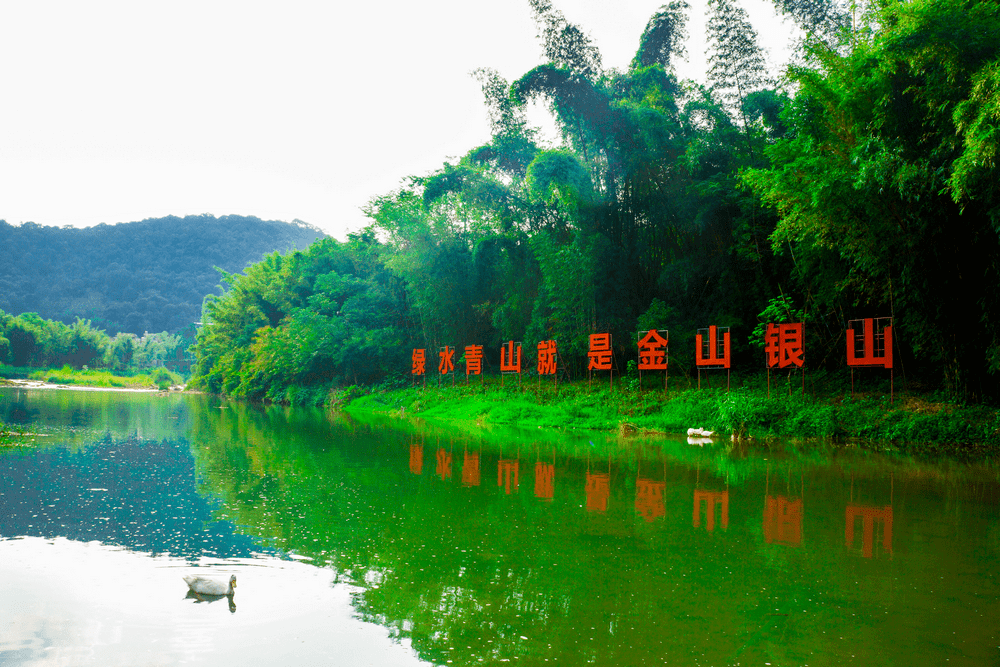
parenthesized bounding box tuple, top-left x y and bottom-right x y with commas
(746, 0, 1000, 397)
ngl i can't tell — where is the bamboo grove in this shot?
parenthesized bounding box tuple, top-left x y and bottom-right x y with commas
(193, 0, 1000, 403)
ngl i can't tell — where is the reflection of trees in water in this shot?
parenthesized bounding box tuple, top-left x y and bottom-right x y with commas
(188, 404, 1000, 667)
(0, 432, 262, 559)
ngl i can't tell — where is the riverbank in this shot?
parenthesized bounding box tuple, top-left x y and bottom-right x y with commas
(344, 380, 1000, 453)
(0, 365, 185, 391)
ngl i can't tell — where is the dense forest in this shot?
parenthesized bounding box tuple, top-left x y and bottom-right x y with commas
(0, 214, 325, 336)
(194, 0, 1000, 403)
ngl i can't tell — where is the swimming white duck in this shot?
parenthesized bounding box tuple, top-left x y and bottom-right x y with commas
(183, 574, 237, 596)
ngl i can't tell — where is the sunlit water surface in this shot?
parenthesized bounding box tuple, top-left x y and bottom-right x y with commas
(1, 387, 999, 666)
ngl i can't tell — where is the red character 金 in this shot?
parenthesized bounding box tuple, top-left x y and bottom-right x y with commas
(637, 329, 668, 370)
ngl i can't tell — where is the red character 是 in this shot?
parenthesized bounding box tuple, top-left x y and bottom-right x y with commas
(588, 334, 612, 371)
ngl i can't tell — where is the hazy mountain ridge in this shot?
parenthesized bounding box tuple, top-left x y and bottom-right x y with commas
(0, 214, 326, 335)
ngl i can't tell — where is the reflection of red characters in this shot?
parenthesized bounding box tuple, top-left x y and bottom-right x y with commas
(696, 326, 730, 368)
(637, 330, 668, 370)
(438, 346, 455, 374)
(765, 323, 804, 369)
(586, 472, 610, 512)
(846, 318, 893, 368)
(501, 341, 522, 373)
(411, 349, 426, 375)
(435, 448, 452, 480)
(498, 459, 519, 494)
(693, 489, 729, 531)
(846, 504, 893, 558)
(764, 496, 802, 546)
(588, 334, 612, 371)
(462, 451, 480, 487)
(465, 345, 483, 376)
(635, 478, 666, 522)
(537, 340, 557, 375)
(534, 462, 554, 501)
(409, 444, 423, 475)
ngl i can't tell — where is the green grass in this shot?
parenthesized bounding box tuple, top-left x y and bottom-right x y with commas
(0, 364, 35, 379)
(345, 375, 1000, 451)
(9, 365, 185, 390)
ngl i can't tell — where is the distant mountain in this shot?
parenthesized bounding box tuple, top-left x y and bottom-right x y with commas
(0, 214, 326, 335)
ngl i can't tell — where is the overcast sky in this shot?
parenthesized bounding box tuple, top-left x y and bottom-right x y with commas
(0, 0, 798, 239)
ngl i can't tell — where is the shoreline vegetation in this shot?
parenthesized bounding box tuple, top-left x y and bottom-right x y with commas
(342, 376, 1000, 455)
(2, 367, 998, 456)
(0, 365, 185, 392)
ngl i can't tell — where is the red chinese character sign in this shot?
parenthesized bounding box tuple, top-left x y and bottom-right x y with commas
(764, 323, 805, 397)
(846, 317, 893, 402)
(588, 333, 614, 390)
(411, 348, 426, 387)
(695, 326, 731, 390)
(537, 340, 558, 391)
(637, 329, 668, 392)
(501, 341, 522, 387)
(465, 345, 483, 384)
(438, 345, 455, 388)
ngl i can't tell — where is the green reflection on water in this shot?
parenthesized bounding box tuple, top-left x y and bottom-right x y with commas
(3, 388, 1000, 666)
(186, 400, 1000, 666)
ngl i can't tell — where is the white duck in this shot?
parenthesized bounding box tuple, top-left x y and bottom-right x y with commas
(183, 574, 237, 596)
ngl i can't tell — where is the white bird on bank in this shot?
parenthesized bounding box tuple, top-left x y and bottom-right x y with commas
(183, 574, 237, 596)
(686, 427, 716, 437)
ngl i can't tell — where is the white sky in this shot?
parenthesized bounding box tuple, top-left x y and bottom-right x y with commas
(0, 0, 800, 239)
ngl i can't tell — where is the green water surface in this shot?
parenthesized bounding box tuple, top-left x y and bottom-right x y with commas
(1, 387, 998, 666)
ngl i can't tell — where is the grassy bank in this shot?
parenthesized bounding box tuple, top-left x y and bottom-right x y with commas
(344, 377, 1000, 452)
(1, 364, 184, 390)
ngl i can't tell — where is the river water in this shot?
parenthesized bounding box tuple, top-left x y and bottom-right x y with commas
(1, 388, 998, 666)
